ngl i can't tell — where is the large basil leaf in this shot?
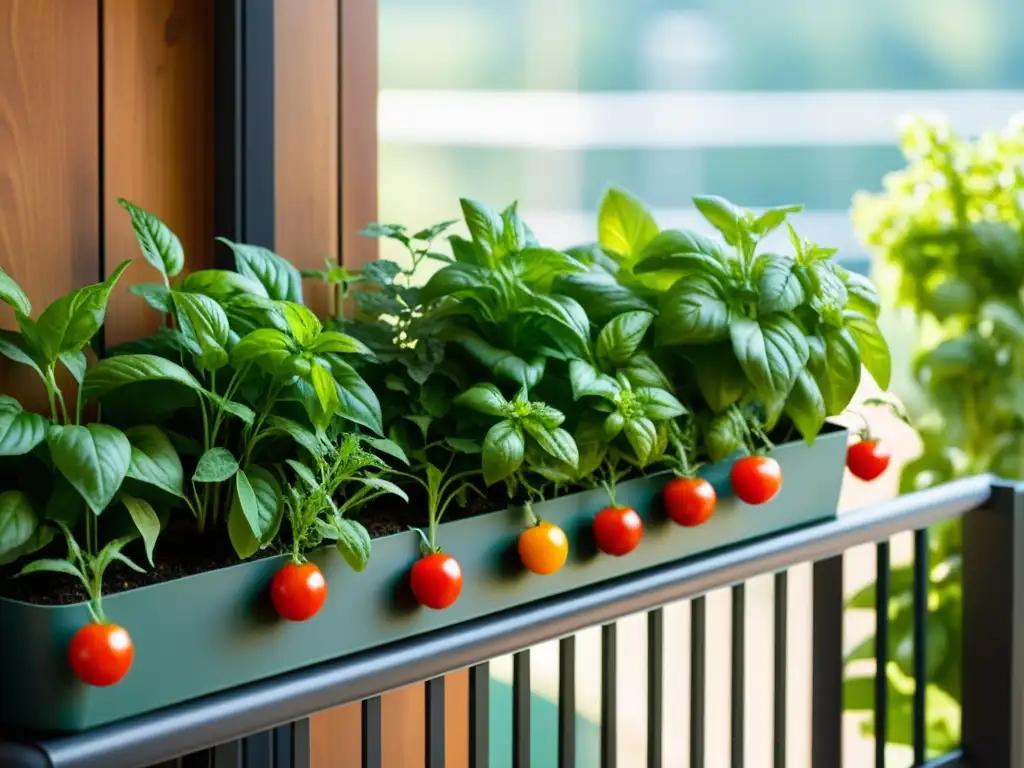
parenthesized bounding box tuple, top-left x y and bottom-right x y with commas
(228, 467, 282, 559)
(785, 369, 827, 443)
(514, 248, 587, 291)
(623, 416, 658, 464)
(553, 268, 653, 326)
(324, 355, 384, 435)
(731, 315, 808, 395)
(482, 419, 525, 485)
(452, 331, 545, 388)
(0, 265, 31, 315)
(83, 354, 203, 401)
(633, 229, 729, 278)
(230, 328, 297, 376)
(844, 311, 891, 390)
(172, 292, 230, 371)
(309, 359, 340, 415)
(460, 198, 505, 259)
(179, 269, 270, 302)
(193, 447, 239, 483)
(454, 383, 509, 417)
(684, 345, 748, 412)
(598, 187, 659, 259)
(309, 331, 371, 357)
(692, 195, 742, 245)
(280, 302, 322, 346)
(121, 494, 161, 566)
(520, 294, 591, 359)
(0, 330, 42, 375)
(48, 424, 132, 515)
(813, 327, 862, 415)
(33, 260, 131, 363)
(501, 201, 528, 253)
(636, 387, 687, 420)
(335, 518, 373, 573)
(843, 271, 881, 319)
(706, 408, 746, 462)
(596, 311, 654, 368)
(124, 425, 184, 498)
(118, 198, 184, 280)
(217, 238, 302, 303)
(0, 490, 38, 559)
(757, 256, 805, 314)
(129, 282, 173, 313)
(0, 396, 47, 456)
(750, 205, 803, 237)
(59, 349, 88, 384)
(568, 360, 620, 400)
(656, 276, 730, 345)
(523, 420, 579, 468)
(420, 263, 488, 304)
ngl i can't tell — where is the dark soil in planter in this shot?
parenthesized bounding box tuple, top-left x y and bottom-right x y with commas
(0, 477, 541, 606)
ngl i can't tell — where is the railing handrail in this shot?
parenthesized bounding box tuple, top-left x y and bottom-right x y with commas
(0, 473, 998, 768)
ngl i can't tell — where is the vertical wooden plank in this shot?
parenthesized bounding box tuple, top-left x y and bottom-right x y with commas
(446, 668, 470, 768)
(309, 703, 362, 767)
(274, 0, 338, 318)
(382, 683, 426, 768)
(338, 0, 378, 270)
(0, 0, 100, 412)
(102, 0, 214, 347)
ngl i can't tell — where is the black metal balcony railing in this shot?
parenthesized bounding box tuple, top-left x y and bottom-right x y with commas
(0, 474, 1019, 768)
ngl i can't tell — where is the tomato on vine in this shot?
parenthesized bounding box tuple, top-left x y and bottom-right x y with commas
(664, 424, 716, 526)
(271, 561, 328, 621)
(730, 455, 782, 505)
(518, 504, 569, 575)
(592, 476, 643, 556)
(846, 404, 895, 482)
(68, 623, 134, 687)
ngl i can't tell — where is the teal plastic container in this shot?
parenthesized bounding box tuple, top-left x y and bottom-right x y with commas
(0, 424, 847, 732)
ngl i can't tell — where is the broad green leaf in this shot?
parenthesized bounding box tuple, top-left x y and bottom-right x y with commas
(228, 467, 282, 559)
(82, 353, 203, 401)
(19, 558, 86, 581)
(706, 409, 745, 462)
(193, 447, 239, 483)
(596, 311, 654, 368)
(568, 360, 621, 400)
(553, 268, 654, 326)
(129, 282, 173, 313)
(230, 328, 296, 375)
(0, 491, 38, 558)
(843, 271, 881, 319)
(502, 201, 528, 252)
(523, 421, 579, 468)
(335, 518, 373, 573)
(454, 383, 509, 416)
(59, 349, 88, 384)
(807, 262, 849, 324)
(34, 260, 132, 362)
(460, 198, 504, 258)
(179, 269, 270, 302)
(814, 327, 862, 414)
(324, 355, 384, 435)
(420, 263, 487, 303)
(172, 291, 230, 371)
(621, 353, 673, 390)
(635, 387, 687, 420)
(520, 293, 592, 360)
(124, 425, 185, 498)
(482, 419, 525, 485)
(633, 229, 729, 277)
(750, 204, 803, 237)
(692, 195, 742, 245)
(280, 301, 322, 346)
(785, 369, 826, 443)
(308, 330, 372, 357)
(514, 248, 587, 290)
(656, 276, 730, 345)
(48, 424, 132, 515)
(757, 256, 804, 314)
(731, 315, 808, 395)
(117, 198, 184, 279)
(528, 402, 564, 429)
(0, 265, 31, 315)
(356, 476, 410, 502)
(0, 330, 42, 375)
(0, 397, 47, 456)
(121, 494, 161, 566)
(44, 474, 85, 528)
(210, 395, 256, 425)
(598, 187, 659, 259)
(685, 345, 748, 412)
(217, 238, 303, 303)
(270, 416, 329, 457)
(286, 458, 319, 489)
(844, 311, 891, 390)
(309, 359, 340, 415)
(624, 416, 658, 464)
(0, 522, 55, 567)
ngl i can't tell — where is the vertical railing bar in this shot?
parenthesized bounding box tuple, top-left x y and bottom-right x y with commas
(469, 663, 490, 768)
(292, 719, 311, 768)
(601, 623, 618, 768)
(242, 730, 272, 768)
(773, 572, 788, 768)
(811, 556, 844, 768)
(647, 608, 664, 768)
(425, 677, 446, 768)
(179, 749, 214, 768)
(272, 723, 292, 768)
(212, 741, 242, 768)
(513, 650, 532, 768)
(912, 529, 928, 765)
(731, 584, 746, 768)
(362, 696, 383, 768)
(559, 636, 576, 768)
(690, 596, 707, 768)
(875, 541, 891, 768)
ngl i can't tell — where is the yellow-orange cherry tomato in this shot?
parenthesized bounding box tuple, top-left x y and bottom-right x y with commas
(518, 521, 569, 575)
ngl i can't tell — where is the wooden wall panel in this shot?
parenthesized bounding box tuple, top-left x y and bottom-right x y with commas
(102, 0, 214, 347)
(275, 0, 339, 318)
(0, 0, 100, 412)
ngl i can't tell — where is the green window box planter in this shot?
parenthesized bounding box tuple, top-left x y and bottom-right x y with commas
(0, 424, 847, 733)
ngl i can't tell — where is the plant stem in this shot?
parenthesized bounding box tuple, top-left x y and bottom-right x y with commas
(44, 367, 60, 424)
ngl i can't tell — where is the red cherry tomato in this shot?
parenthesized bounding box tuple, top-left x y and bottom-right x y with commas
(518, 520, 570, 575)
(271, 562, 328, 621)
(593, 506, 643, 556)
(68, 623, 134, 687)
(730, 456, 783, 505)
(663, 476, 717, 527)
(410, 552, 463, 610)
(847, 439, 891, 481)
